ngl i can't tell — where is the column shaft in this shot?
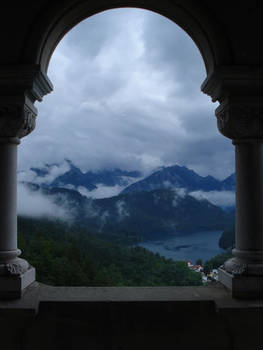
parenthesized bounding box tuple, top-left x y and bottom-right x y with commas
(219, 139, 263, 297)
(0, 138, 20, 260)
(0, 137, 35, 299)
(235, 141, 263, 253)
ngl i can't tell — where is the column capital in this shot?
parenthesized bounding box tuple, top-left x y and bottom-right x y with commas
(0, 64, 53, 138)
(202, 66, 263, 140)
(0, 96, 37, 138)
(215, 98, 263, 140)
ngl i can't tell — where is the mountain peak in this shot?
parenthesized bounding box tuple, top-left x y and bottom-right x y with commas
(121, 164, 221, 194)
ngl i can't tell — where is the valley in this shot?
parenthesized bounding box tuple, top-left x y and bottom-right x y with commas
(18, 160, 236, 281)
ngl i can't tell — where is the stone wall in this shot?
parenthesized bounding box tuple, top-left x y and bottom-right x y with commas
(0, 282, 262, 350)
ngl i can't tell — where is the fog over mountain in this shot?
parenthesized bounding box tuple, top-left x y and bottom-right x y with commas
(18, 182, 234, 237)
(19, 159, 142, 198)
(17, 184, 68, 220)
(18, 160, 235, 222)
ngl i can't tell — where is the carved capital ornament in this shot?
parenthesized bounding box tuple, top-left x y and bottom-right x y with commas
(0, 99, 37, 138)
(202, 66, 263, 140)
(0, 65, 53, 139)
(215, 100, 263, 140)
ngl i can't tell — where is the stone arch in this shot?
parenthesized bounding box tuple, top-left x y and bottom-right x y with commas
(1, 0, 263, 300)
(22, 0, 232, 77)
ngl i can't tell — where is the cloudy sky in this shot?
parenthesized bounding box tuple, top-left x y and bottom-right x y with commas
(18, 8, 234, 179)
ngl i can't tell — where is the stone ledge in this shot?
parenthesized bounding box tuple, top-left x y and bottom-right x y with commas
(38, 282, 230, 302)
(0, 283, 263, 350)
(1, 282, 263, 312)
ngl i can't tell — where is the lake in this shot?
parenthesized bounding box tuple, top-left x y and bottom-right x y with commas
(137, 230, 225, 263)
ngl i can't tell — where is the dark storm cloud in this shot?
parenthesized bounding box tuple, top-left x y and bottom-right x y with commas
(18, 8, 234, 179)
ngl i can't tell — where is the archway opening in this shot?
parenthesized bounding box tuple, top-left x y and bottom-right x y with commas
(18, 8, 234, 287)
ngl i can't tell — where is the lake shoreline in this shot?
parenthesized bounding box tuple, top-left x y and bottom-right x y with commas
(136, 230, 225, 263)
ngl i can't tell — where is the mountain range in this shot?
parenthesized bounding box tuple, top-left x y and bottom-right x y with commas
(20, 161, 235, 238)
(37, 186, 233, 239)
(30, 160, 142, 191)
(27, 160, 235, 194)
(122, 165, 235, 194)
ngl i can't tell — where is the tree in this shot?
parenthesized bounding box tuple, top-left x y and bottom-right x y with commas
(196, 258, 202, 266)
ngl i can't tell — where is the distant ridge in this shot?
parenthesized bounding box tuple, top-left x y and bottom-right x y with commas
(43, 186, 234, 238)
(21, 161, 236, 199)
(121, 165, 234, 194)
(29, 159, 142, 191)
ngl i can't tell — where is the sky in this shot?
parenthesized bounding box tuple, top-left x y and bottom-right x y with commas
(18, 8, 234, 180)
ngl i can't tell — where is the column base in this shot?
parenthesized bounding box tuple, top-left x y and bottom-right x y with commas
(0, 266, 35, 299)
(219, 267, 263, 299)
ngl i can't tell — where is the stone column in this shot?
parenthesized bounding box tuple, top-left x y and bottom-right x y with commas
(0, 137, 21, 260)
(214, 99, 263, 298)
(0, 65, 53, 298)
(201, 67, 263, 297)
(234, 139, 263, 264)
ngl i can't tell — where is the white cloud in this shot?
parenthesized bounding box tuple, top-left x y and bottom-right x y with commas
(77, 184, 124, 199)
(172, 188, 186, 207)
(18, 169, 38, 183)
(39, 162, 70, 185)
(18, 161, 70, 185)
(116, 200, 130, 221)
(17, 183, 68, 219)
(98, 211, 110, 232)
(175, 188, 187, 198)
(189, 190, 235, 208)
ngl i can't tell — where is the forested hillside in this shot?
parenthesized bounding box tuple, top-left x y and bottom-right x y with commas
(18, 217, 202, 286)
(38, 187, 233, 238)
